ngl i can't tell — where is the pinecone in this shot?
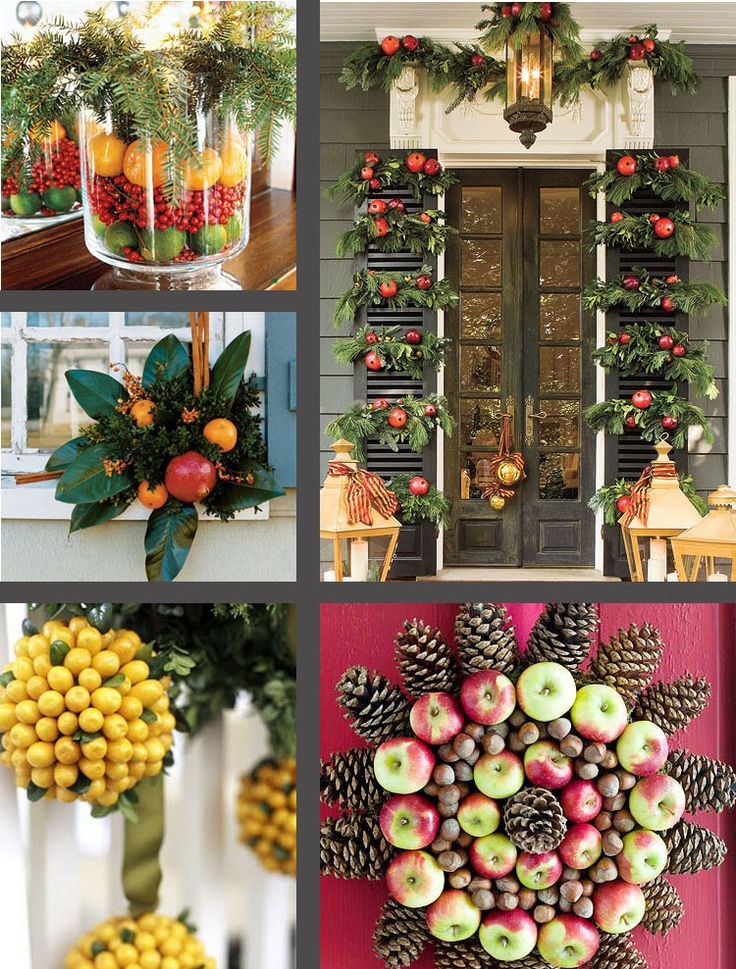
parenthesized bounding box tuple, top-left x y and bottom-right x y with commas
(320, 812, 392, 879)
(663, 819, 728, 874)
(504, 787, 568, 853)
(454, 603, 519, 675)
(589, 622, 664, 706)
(524, 603, 599, 672)
(502, 954, 548, 969)
(590, 933, 647, 969)
(641, 877, 685, 936)
(336, 666, 411, 745)
(320, 747, 385, 810)
(372, 898, 429, 967)
(631, 675, 712, 735)
(434, 936, 492, 969)
(665, 747, 736, 814)
(394, 619, 460, 696)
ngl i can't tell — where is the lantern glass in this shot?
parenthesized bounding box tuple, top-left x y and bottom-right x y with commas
(671, 488, 736, 581)
(504, 27, 553, 148)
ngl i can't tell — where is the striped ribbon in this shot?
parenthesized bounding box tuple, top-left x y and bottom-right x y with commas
(328, 463, 399, 526)
(621, 461, 678, 527)
(482, 413, 526, 501)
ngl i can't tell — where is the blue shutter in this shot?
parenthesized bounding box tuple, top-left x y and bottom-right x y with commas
(265, 313, 296, 488)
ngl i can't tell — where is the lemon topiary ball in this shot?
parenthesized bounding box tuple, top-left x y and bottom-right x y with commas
(0, 616, 175, 807)
(238, 757, 297, 875)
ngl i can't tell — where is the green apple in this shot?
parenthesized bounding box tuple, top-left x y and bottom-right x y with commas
(479, 909, 538, 962)
(618, 829, 668, 884)
(426, 889, 481, 942)
(570, 684, 628, 743)
(373, 737, 435, 794)
(628, 774, 685, 831)
(616, 721, 669, 776)
(457, 792, 501, 837)
(516, 662, 577, 722)
(474, 750, 524, 799)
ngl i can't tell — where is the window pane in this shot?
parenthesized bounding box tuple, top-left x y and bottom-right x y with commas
(461, 239, 502, 287)
(539, 399, 580, 447)
(539, 293, 580, 341)
(461, 451, 499, 500)
(2, 347, 10, 447)
(27, 342, 109, 449)
(461, 345, 502, 394)
(539, 453, 580, 500)
(2, 313, 11, 328)
(540, 187, 580, 236)
(539, 240, 580, 287)
(539, 346, 580, 394)
(460, 399, 502, 445)
(26, 312, 110, 327)
(460, 293, 502, 340)
(461, 187, 502, 234)
(124, 312, 189, 328)
(124, 342, 157, 375)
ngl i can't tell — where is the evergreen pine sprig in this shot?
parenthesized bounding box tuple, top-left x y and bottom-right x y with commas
(333, 325, 451, 380)
(477, 4, 584, 64)
(590, 476, 707, 525)
(593, 325, 718, 399)
(423, 43, 506, 112)
(325, 395, 454, 462)
(332, 266, 458, 327)
(336, 209, 456, 257)
(586, 153, 724, 210)
(387, 473, 451, 529)
(583, 270, 727, 317)
(584, 387, 714, 450)
(339, 36, 436, 92)
(588, 212, 717, 262)
(326, 152, 458, 203)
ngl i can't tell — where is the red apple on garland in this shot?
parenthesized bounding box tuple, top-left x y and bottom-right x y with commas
(379, 279, 398, 298)
(165, 451, 217, 503)
(401, 34, 419, 52)
(622, 274, 640, 290)
(616, 494, 633, 515)
(628, 42, 647, 61)
(668, 154, 681, 169)
(366, 330, 379, 344)
(424, 403, 437, 417)
(590, 49, 601, 61)
(660, 296, 676, 312)
(673, 343, 687, 357)
(560, 779, 604, 824)
(610, 211, 624, 223)
(372, 398, 389, 410)
(368, 199, 387, 215)
(643, 38, 656, 53)
(360, 166, 374, 181)
(365, 350, 384, 371)
(424, 158, 442, 176)
(471, 53, 485, 66)
(654, 217, 675, 238)
(364, 150, 380, 166)
(381, 35, 401, 56)
(658, 334, 674, 350)
(616, 155, 637, 176)
(419, 212, 432, 223)
(405, 329, 422, 345)
(631, 389, 652, 409)
(388, 407, 408, 428)
(406, 152, 427, 173)
(416, 273, 432, 290)
(387, 851, 445, 907)
(661, 416, 679, 431)
(408, 475, 430, 496)
(374, 217, 390, 237)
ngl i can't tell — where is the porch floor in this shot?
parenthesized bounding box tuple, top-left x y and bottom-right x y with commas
(419, 568, 621, 582)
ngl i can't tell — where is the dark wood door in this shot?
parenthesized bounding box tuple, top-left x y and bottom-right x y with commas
(445, 168, 596, 568)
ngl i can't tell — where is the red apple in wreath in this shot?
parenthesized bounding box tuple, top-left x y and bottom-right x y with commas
(364, 151, 380, 166)
(416, 273, 432, 290)
(372, 398, 390, 410)
(616, 155, 637, 176)
(616, 494, 632, 514)
(501, 5, 513, 17)
(405, 329, 422, 345)
(610, 211, 624, 223)
(632, 389, 653, 409)
(658, 334, 675, 350)
(381, 35, 401, 56)
(622, 275, 640, 290)
(374, 217, 391, 237)
(409, 476, 430, 496)
(401, 35, 419, 52)
(406, 152, 427, 173)
(368, 199, 387, 215)
(424, 159, 442, 176)
(379, 280, 399, 298)
(510, 2, 522, 15)
(388, 407, 408, 428)
(649, 213, 661, 224)
(654, 217, 675, 238)
(365, 350, 384, 371)
(661, 416, 679, 430)
(673, 344, 687, 357)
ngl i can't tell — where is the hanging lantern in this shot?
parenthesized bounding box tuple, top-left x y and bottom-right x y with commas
(504, 22, 554, 149)
(671, 485, 736, 582)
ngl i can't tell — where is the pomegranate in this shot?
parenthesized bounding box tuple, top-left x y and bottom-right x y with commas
(424, 159, 442, 176)
(379, 280, 398, 298)
(661, 416, 679, 430)
(616, 155, 637, 176)
(622, 275, 640, 290)
(364, 151, 380, 166)
(409, 476, 430, 496)
(388, 407, 408, 428)
(631, 390, 653, 410)
(416, 273, 432, 290)
(165, 451, 217, 503)
(380, 35, 401, 56)
(401, 35, 420, 52)
(658, 335, 675, 350)
(424, 403, 437, 417)
(616, 494, 632, 514)
(405, 329, 422, 345)
(673, 344, 687, 357)
(405, 152, 427, 173)
(368, 199, 387, 215)
(654, 217, 675, 238)
(365, 350, 384, 371)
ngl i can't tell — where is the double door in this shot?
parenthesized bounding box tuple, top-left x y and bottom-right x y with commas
(444, 169, 597, 567)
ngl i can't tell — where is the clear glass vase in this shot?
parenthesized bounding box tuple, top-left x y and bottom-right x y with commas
(1, 120, 83, 226)
(78, 109, 252, 290)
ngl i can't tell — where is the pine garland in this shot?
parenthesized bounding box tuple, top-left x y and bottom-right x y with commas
(592, 325, 718, 399)
(336, 209, 456, 258)
(586, 153, 724, 209)
(333, 325, 451, 380)
(584, 387, 714, 450)
(423, 43, 506, 113)
(332, 267, 459, 328)
(325, 395, 455, 462)
(588, 211, 718, 262)
(326, 153, 457, 204)
(477, 3, 584, 65)
(339, 36, 438, 93)
(589, 476, 707, 525)
(583, 270, 727, 317)
(387, 473, 451, 529)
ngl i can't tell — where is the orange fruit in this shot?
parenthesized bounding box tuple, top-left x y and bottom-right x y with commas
(89, 132, 127, 177)
(218, 139, 248, 188)
(130, 399, 156, 427)
(203, 418, 238, 452)
(30, 120, 66, 144)
(137, 481, 168, 509)
(122, 139, 170, 188)
(184, 147, 222, 190)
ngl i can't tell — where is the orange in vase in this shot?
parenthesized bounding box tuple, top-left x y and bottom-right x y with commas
(123, 139, 171, 188)
(184, 147, 222, 190)
(88, 132, 128, 177)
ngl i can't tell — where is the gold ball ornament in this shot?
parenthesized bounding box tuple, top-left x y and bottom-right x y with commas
(496, 459, 522, 486)
(238, 757, 297, 875)
(64, 912, 216, 969)
(489, 494, 506, 510)
(0, 618, 175, 807)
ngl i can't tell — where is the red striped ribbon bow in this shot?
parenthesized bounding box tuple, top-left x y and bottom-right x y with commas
(328, 462, 399, 526)
(621, 461, 678, 527)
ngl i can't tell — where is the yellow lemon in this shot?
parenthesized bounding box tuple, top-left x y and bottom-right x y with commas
(218, 138, 248, 187)
(65, 686, 91, 713)
(93, 650, 120, 678)
(48, 666, 74, 693)
(79, 708, 105, 734)
(35, 717, 60, 743)
(91, 687, 122, 715)
(57, 711, 79, 735)
(55, 736, 81, 765)
(38, 689, 65, 717)
(77, 627, 103, 655)
(89, 131, 128, 177)
(27, 741, 55, 768)
(78, 668, 102, 693)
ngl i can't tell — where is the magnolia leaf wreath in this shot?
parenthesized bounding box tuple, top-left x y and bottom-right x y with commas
(320, 604, 735, 969)
(29, 330, 284, 582)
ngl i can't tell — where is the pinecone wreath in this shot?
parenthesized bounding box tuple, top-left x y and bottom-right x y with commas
(320, 604, 736, 968)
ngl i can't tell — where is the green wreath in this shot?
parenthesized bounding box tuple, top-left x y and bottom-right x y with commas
(583, 268, 727, 317)
(336, 209, 457, 257)
(332, 266, 458, 327)
(585, 387, 714, 450)
(326, 395, 455, 462)
(588, 211, 717, 262)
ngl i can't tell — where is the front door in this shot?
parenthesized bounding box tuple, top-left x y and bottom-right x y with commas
(444, 169, 597, 567)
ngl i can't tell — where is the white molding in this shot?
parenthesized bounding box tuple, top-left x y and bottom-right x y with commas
(729, 76, 736, 486)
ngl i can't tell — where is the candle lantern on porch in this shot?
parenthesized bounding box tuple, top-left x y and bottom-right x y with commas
(619, 440, 703, 582)
(320, 439, 401, 582)
(504, 23, 553, 149)
(671, 485, 736, 582)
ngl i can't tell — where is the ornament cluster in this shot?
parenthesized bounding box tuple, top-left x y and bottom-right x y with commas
(64, 912, 215, 969)
(238, 757, 297, 875)
(2, 119, 81, 218)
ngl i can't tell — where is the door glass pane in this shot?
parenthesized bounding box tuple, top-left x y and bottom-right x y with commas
(539, 293, 580, 341)
(461, 451, 498, 499)
(2, 313, 11, 328)
(27, 311, 110, 327)
(461, 187, 502, 234)
(539, 346, 580, 394)
(461, 293, 502, 340)
(124, 312, 189, 328)
(461, 345, 502, 394)
(461, 239, 502, 287)
(1, 347, 10, 447)
(540, 188, 580, 236)
(26, 342, 109, 449)
(539, 399, 580, 447)
(539, 240, 580, 287)
(539, 453, 580, 500)
(460, 399, 501, 445)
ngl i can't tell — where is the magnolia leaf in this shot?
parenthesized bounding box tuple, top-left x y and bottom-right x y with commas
(56, 444, 134, 505)
(215, 462, 285, 512)
(144, 503, 198, 582)
(45, 436, 85, 472)
(70, 499, 130, 534)
(142, 334, 191, 389)
(209, 331, 252, 408)
(66, 370, 127, 419)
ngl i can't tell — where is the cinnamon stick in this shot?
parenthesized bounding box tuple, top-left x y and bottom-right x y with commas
(201, 311, 210, 390)
(190, 311, 201, 396)
(14, 470, 63, 484)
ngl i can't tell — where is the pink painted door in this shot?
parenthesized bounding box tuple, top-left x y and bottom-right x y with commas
(320, 602, 736, 969)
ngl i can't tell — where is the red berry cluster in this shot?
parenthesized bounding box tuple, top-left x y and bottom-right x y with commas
(29, 138, 81, 194)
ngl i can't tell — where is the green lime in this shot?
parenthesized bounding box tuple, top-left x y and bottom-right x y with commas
(90, 214, 107, 238)
(9, 192, 42, 217)
(140, 227, 186, 262)
(189, 223, 228, 255)
(225, 212, 243, 243)
(1, 195, 10, 211)
(76, 188, 83, 202)
(43, 185, 78, 212)
(104, 220, 138, 255)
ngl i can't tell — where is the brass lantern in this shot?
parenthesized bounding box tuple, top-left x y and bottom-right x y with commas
(620, 441, 703, 582)
(671, 485, 736, 582)
(504, 24, 554, 149)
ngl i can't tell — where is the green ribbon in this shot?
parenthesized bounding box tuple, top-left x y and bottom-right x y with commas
(122, 775, 165, 916)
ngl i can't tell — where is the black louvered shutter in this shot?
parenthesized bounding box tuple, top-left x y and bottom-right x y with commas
(602, 148, 690, 576)
(353, 149, 439, 577)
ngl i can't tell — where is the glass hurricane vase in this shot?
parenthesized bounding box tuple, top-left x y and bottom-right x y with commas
(2, 120, 83, 226)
